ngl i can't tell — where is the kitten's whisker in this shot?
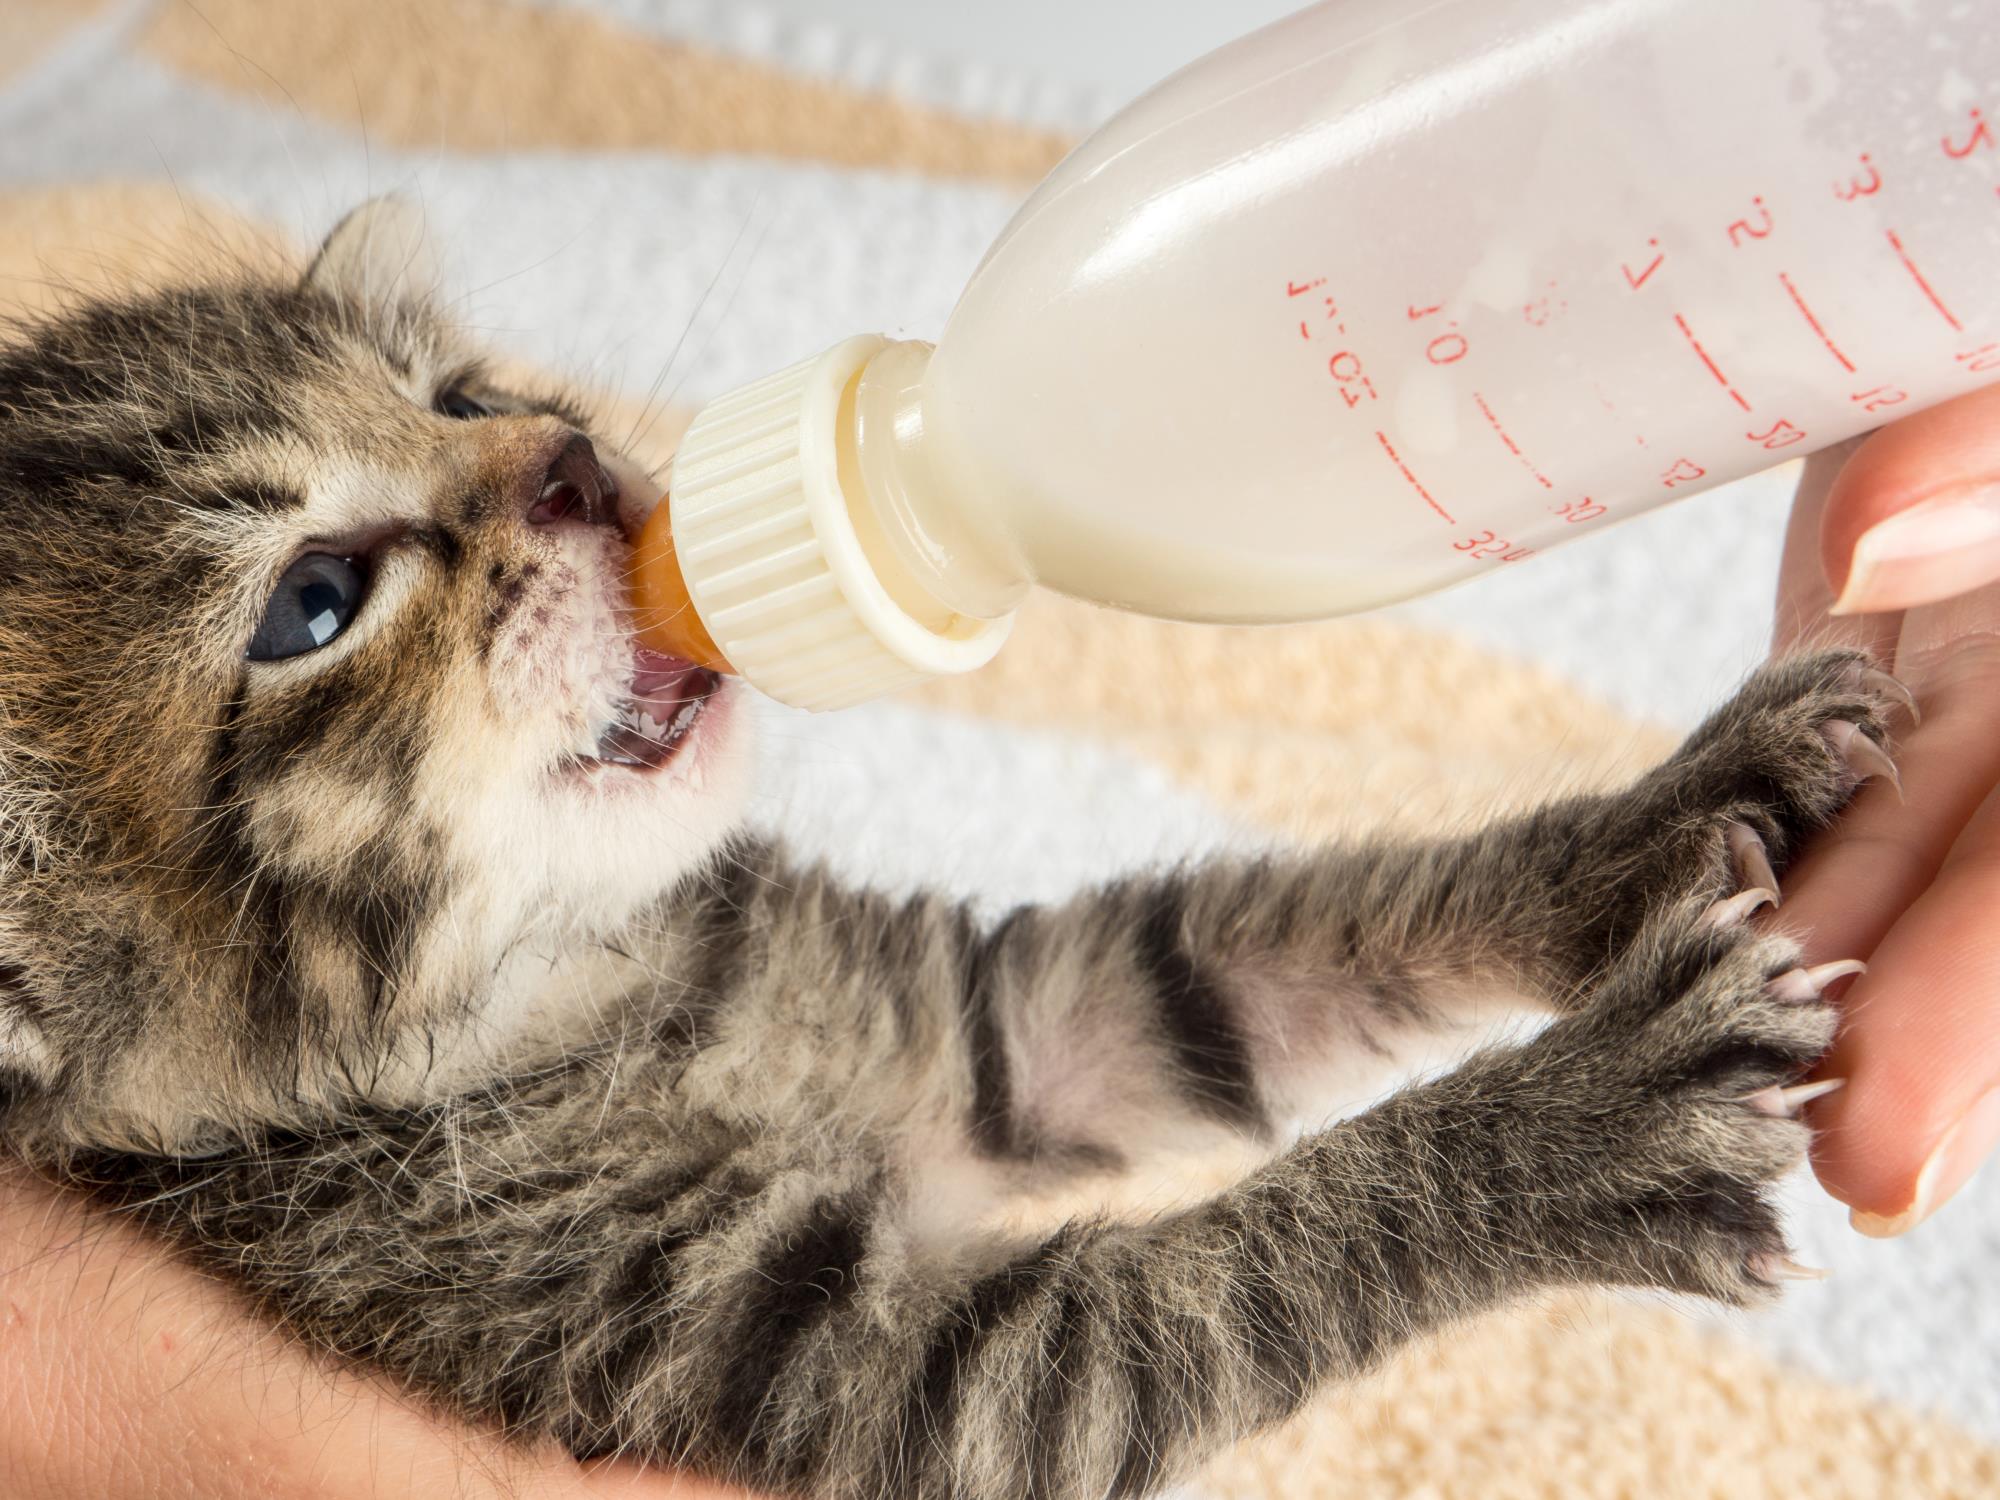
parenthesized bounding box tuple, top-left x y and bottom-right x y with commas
(620, 197, 768, 457)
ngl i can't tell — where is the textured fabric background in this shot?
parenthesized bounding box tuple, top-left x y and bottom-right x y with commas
(1, 3, 1996, 1495)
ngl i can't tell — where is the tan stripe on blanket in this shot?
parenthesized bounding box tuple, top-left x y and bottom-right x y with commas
(0, 0, 112, 91)
(140, 0, 1071, 181)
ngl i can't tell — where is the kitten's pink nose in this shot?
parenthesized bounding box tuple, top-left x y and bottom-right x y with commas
(525, 434, 619, 529)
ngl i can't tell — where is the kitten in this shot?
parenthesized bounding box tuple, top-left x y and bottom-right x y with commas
(0, 201, 1900, 1500)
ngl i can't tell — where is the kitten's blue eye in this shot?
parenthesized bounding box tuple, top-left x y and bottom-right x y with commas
(247, 554, 366, 661)
(435, 386, 492, 420)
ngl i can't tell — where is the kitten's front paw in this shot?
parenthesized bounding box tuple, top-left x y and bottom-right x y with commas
(1672, 648, 1909, 842)
(1587, 650, 1909, 949)
(1521, 905, 1854, 1305)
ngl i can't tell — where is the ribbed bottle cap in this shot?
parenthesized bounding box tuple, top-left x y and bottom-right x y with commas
(666, 336, 1012, 712)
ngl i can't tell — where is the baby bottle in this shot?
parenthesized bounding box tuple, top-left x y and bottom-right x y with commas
(632, 0, 2000, 710)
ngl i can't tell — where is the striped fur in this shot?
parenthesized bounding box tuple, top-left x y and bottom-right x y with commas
(0, 207, 1898, 1497)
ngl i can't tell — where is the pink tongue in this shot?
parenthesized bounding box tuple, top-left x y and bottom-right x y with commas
(631, 648, 701, 706)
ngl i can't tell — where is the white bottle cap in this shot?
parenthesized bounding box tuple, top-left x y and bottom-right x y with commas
(666, 336, 1013, 712)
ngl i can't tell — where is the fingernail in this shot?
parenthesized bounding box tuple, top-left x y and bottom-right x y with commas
(1830, 483, 2000, 615)
(1850, 1086, 2000, 1237)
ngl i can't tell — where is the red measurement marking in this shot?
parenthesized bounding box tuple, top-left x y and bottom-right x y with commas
(1726, 197, 1774, 248)
(1374, 429, 1456, 524)
(1299, 296, 1347, 339)
(1552, 497, 1606, 524)
(1673, 313, 1752, 411)
(1622, 238, 1664, 290)
(1407, 302, 1444, 321)
(1834, 153, 1882, 202)
(1452, 529, 1533, 563)
(1747, 418, 1808, 450)
(1885, 228, 1964, 331)
(1472, 392, 1554, 490)
(1426, 331, 1469, 365)
(1958, 344, 2000, 374)
(1777, 272, 1855, 373)
(1522, 281, 1565, 327)
(1943, 108, 1993, 159)
(1851, 384, 1908, 414)
(1327, 350, 1378, 408)
(1660, 457, 1706, 488)
(1287, 278, 1328, 297)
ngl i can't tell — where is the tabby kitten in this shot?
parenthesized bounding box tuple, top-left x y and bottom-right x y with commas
(0, 202, 1901, 1500)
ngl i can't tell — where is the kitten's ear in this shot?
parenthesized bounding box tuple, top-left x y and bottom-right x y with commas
(303, 196, 438, 306)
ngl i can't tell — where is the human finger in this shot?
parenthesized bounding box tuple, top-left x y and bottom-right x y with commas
(1821, 384, 2000, 616)
(1785, 589, 2000, 1228)
(1772, 437, 1896, 657)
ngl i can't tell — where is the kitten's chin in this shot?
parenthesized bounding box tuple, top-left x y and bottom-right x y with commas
(510, 491, 757, 920)
(539, 664, 753, 919)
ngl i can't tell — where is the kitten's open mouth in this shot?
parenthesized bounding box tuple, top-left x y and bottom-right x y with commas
(577, 650, 720, 773)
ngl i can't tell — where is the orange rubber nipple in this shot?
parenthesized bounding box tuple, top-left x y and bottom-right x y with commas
(631, 494, 731, 671)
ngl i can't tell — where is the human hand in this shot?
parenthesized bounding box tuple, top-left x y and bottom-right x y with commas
(0, 1162, 745, 1500)
(1770, 382, 2000, 1236)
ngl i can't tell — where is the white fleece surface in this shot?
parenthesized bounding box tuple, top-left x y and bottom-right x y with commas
(524, 0, 1313, 132)
(2, 8, 1994, 1459)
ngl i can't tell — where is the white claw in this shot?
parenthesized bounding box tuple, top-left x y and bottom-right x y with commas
(1826, 719, 1904, 802)
(1726, 822, 1781, 905)
(1859, 666, 1922, 727)
(1703, 887, 1778, 929)
(1763, 959, 1868, 1003)
(1755, 1253, 1834, 1283)
(1745, 1077, 1846, 1117)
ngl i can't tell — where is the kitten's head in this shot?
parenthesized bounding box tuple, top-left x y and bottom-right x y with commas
(0, 201, 753, 1148)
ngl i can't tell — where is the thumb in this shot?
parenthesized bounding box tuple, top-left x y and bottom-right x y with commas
(1823, 383, 2000, 615)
